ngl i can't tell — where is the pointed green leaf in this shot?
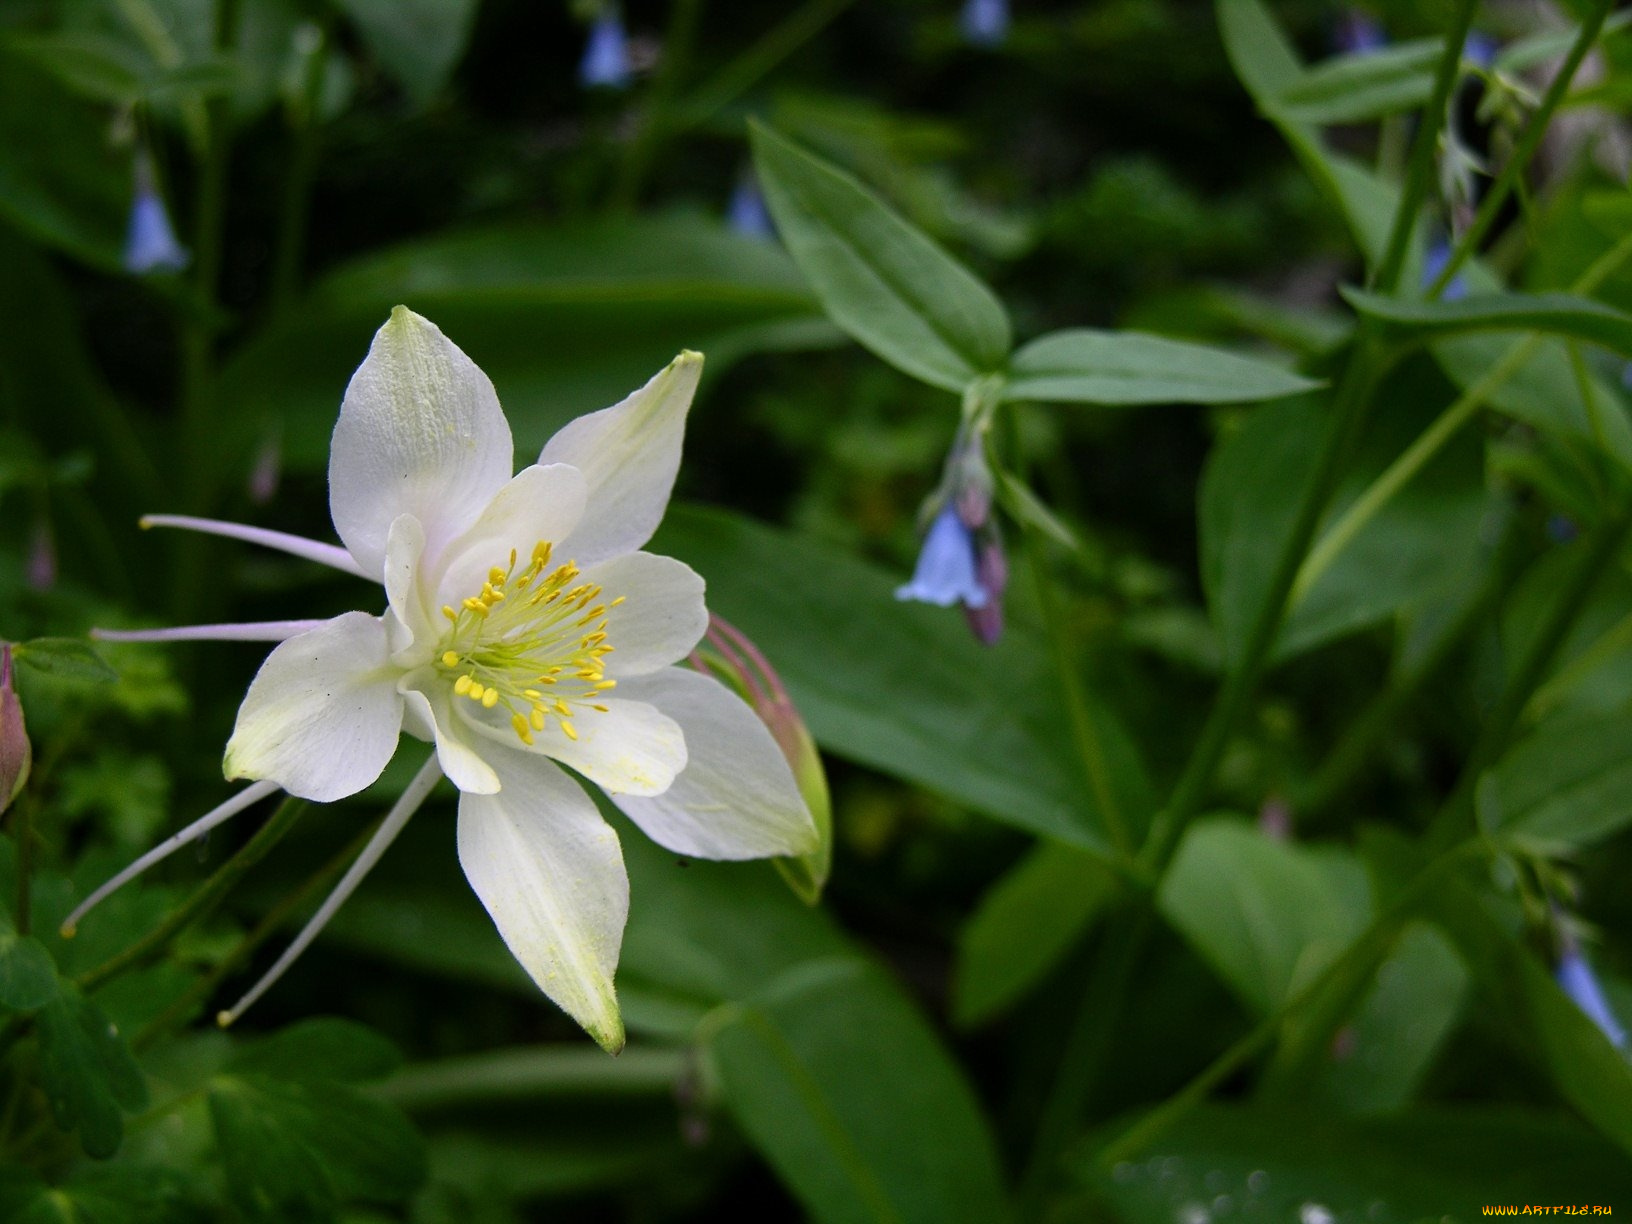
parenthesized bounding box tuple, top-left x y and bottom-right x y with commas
(0, 931, 57, 1012)
(1477, 710, 1632, 850)
(1004, 328, 1319, 406)
(36, 984, 148, 1158)
(709, 959, 1007, 1224)
(15, 638, 117, 684)
(229, 1017, 403, 1084)
(750, 121, 1011, 391)
(1276, 39, 1440, 124)
(331, 0, 478, 106)
(1344, 287, 1632, 356)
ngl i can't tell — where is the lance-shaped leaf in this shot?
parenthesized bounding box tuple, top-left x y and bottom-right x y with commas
(1344, 287, 1632, 356)
(1276, 39, 1440, 124)
(749, 121, 1011, 391)
(1003, 328, 1320, 406)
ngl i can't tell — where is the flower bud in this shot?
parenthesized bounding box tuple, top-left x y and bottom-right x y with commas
(689, 617, 832, 903)
(1332, 10, 1385, 56)
(728, 171, 775, 240)
(26, 518, 56, 592)
(0, 644, 32, 819)
(961, 0, 1009, 48)
(962, 534, 1008, 645)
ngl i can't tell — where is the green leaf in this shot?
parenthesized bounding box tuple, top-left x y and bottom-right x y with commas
(14, 638, 118, 684)
(1477, 710, 1632, 850)
(229, 1016, 403, 1083)
(0, 46, 126, 267)
(655, 504, 1151, 852)
(750, 121, 1011, 391)
(1200, 369, 1490, 666)
(217, 216, 837, 467)
(1306, 922, 1467, 1114)
(36, 984, 148, 1159)
(709, 959, 1007, 1224)
(331, 0, 478, 106)
(1, 32, 147, 104)
(0, 1164, 207, 1224)
(952, 842, 1119, 1027)
(0, 931, 58, 1012)
(1158, 818, 1370, 1014)
(208, 1072, 427, 1223)
(1081, 1105, 1632, 1219)
(1344, 287, 1632, 356)
(1003, 328, 1319, 406)
(1276, 39, 1440, 124)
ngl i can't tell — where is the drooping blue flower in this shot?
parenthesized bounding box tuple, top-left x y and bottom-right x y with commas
(961, 0, 1009, 49)
(728, 173, 775, 240)
(1557, 947, 1628, 1048)
(580, 11, 632, 90)
(1423, 237, 1468, 302)
(123, 155, 189, 275)
(1333, 9, 1386, 56)
(963, 536, 1007, 643)
(1462, 30, 1499, 71)
(897, 505, 988, 608)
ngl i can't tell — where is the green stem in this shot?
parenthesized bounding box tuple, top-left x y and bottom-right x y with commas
(671, 0, 863, 133)
(1526, 604, 1632, 723)
(1095, 841, 1480, 1167)
(133, 806, 370, 1052)
(1025, 530, 1131, 854)
(1294, 226, 1632, 605)
(374, 1046, 683, 1109)
(76, 796, 305, 994)
(1429, 0, 1614, 298)
(609, 0, 706, 212)
(1429, 504, 1632, 849)
(1370, 0, 1481, 294)
(1297, 507, 1521, 821)
(13, 795, 31, 937)
(269, 18, 331, 315)
(1016, 904, 1150, 1218)
(1141, 337, 1390, 871)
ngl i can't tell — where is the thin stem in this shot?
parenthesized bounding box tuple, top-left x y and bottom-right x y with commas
(1429, 504, 1632, 849)
(1016, 905, 1149, 1218)
(1294, 227, 1632, 606)
(1096, 841, 1481, 1167)
(76, 795, 306, 994)
(1370, 0, 1481, 294)
(1142, 337, 1390, 871)
(1429, 0, 1614, 298)
(13, 794, 30, 938)
(133, 808, 384, 1052)
(374, 1046, 683, 1109)
(608, 0, 706, 212)
(671, 0, 863, 133)
(1025, 529, 1131, 854)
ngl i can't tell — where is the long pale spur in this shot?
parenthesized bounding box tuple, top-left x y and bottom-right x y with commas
(70, 306, 819, 1052)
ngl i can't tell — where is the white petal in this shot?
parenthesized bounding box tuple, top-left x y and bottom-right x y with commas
(457, 749, 627, 1052)
(581, 551, 707, 677)
(400, 680, 501, 795)
(541, 351, 702, 568)
(431, 463, 588, 607)
(612, 668, 817, 860)
(224, 613, 404, 802)
(383, 514, 433, 656)
(330, 307, 514, 578)
(461, 696, 685, 797)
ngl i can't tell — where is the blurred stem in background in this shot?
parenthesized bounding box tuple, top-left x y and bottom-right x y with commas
(610, 0, 705, 211)
(270, 16, 332, 316)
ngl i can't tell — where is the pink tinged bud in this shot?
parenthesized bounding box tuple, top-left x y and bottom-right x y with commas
(26, 519, 56, 591)
(248, 431, 282, 505)
(690, 617, 832, 903)
(963, 536, 1008, 645)
(1257, 796, 1291, 840)
(0, 645, 32, 819)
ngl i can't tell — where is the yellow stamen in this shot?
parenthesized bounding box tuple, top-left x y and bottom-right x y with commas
(561, 719, 578, 740)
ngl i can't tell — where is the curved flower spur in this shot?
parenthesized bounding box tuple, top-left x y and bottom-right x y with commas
(70, 307, 819, 1052)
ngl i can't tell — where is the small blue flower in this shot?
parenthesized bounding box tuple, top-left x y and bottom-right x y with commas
(580, 11, 632, 90)
(1333, 10, 1386, 56)
(728, 174, 775, 240)
(1423, 237, 1468, 302)
(897, 505, 988, 609)
(961, 0, 1009, 49)
(1557, 948, 1628, 1048)
(1462, 30, 1498, 71)
(123, 158, 189, 275)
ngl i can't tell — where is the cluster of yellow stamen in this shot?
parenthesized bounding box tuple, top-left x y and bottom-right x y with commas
(435, 540, 623, 746)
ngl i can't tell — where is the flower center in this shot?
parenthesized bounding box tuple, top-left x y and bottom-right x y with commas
(435, 540, 621, 746)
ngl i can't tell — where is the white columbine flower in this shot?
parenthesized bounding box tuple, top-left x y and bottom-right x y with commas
(71, 306, 818, 1052)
